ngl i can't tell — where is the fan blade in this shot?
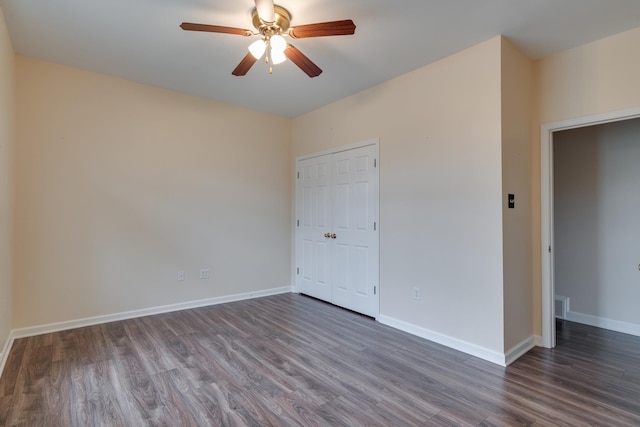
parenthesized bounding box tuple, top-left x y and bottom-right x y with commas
(232, 52, 259, 76)
(284, 45, 322, 78)
(289, 20, 356, 39)
(254, 0, 275, 23)
(180, 22, 252, 36)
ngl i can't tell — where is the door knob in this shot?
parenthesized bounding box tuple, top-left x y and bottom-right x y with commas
(331, 233, 337, 239)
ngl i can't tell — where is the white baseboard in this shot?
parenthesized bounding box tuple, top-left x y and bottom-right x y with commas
(0, 286, 292, 378)
(534, 335, 544, 347)
(0, 334, 13, 378)
(505, 336, 536, 366)
(377, 314, 509, 366)
(565, 310, 640, 337)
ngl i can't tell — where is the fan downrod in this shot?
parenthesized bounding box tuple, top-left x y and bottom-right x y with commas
(251, 5, 291, 37)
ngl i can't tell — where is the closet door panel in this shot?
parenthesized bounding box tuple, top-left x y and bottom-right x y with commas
(296, 143, 379, 318)
(296, 155, 332, 302)
(330, 145, 379, 317)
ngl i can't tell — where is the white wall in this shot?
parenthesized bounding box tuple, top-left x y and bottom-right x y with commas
(501, 39, 533, 351)
(293, 38, 506, 354)
(0, 6, 14, 346)
(554, 118, 640, 327)
(13, 56, 293, 328)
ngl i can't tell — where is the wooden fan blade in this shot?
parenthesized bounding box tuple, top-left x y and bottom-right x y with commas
(254, 0, 275, 23)
(232, 52, 258, 76)
(289, 20, 356, 39)
(180, 22, 252, 36)
(284, 45, 322, 78)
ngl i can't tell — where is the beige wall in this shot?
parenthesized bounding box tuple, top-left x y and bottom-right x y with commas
(14, 57, 292, 328)
(500, 38, 533, 350)
(536, 27, 640, 124)
(0, 7, 14, 345)
(532, 26, 640, 335)
(293, 38, 506, 353)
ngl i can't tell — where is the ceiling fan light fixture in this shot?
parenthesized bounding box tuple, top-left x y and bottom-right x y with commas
(181, 2, 354, 77)
(270, 34, 287, 53)
(271, 48, 287, 65)
(248, 39, 266, 59)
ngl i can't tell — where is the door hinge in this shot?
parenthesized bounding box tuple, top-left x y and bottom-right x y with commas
(297, 268, 300, 275)
(297, 219, 300, 227)
(374, 221, 377, 231)
(297, 171, 300, 179)
(548, 245, 552, 253)
(374, 159, 377, 168)
(374, 285, 377, 295)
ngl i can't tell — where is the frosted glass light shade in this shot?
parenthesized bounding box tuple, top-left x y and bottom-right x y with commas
(270, 34, 286, 53)
(271, 49, 287, 64)
(249, 39, 266, 59)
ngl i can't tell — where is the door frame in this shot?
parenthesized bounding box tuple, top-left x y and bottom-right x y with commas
(296, 138, 380, 162)
(294, 138, 380, 316)
(540, 107, 640, 348)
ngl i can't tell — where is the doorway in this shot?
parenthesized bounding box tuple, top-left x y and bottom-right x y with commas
(295, 140, 380, 318)
(540, 107, 640, 348)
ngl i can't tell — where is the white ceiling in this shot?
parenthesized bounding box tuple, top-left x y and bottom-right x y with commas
(2, 0, 640, 118)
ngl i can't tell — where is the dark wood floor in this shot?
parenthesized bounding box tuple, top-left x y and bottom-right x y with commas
(0, 294, 639, 426)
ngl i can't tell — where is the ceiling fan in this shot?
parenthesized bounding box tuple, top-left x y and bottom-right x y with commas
(180, 0, 356, 78)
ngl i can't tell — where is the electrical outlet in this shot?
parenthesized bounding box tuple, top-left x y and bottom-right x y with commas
(413, 287, 421, 301)
(177, 271, 185, 281)
(200, 269, 209, 279)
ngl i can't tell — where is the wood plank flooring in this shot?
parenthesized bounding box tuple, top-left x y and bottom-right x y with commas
(1, 293, 639, 426)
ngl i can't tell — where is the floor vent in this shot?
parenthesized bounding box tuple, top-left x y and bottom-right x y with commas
(555, 295, 568, 319)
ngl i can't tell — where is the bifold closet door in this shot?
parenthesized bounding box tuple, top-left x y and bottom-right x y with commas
(296, 144, 379, 318)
